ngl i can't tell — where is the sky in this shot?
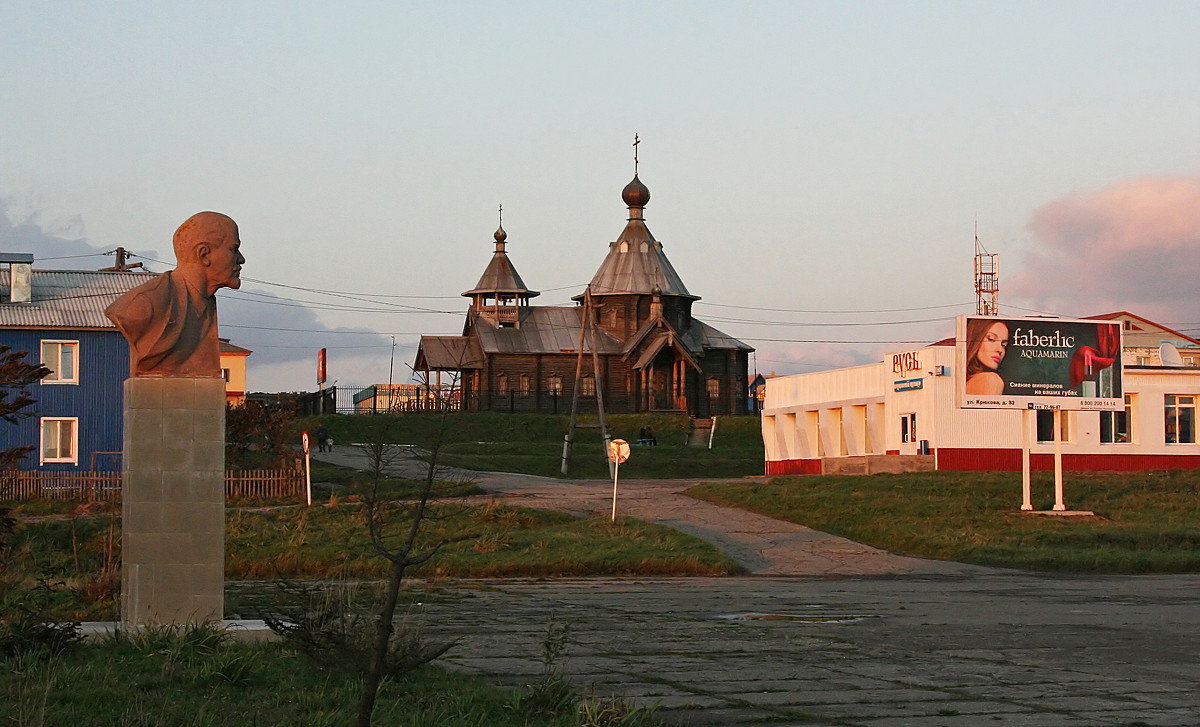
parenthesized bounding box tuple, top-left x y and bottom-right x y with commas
(3, 1, 1200, 392)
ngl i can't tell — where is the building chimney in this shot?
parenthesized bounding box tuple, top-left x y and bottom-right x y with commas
(2, 254, 33, 303)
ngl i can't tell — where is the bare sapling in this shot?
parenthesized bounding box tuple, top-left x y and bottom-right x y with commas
(355, 372, 469, 727)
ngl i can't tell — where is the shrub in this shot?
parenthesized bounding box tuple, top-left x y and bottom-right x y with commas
(257, 580, 454, 678)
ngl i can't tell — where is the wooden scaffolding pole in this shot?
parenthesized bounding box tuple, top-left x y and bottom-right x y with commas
(561, 286, 612, 476)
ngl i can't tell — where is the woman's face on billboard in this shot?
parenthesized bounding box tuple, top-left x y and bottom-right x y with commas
(976, 322, 1009, 371)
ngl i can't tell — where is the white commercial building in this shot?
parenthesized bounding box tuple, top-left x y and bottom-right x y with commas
(762, 312, 1200, 475)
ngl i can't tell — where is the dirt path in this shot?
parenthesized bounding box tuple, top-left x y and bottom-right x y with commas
(313, 445, 982, 577)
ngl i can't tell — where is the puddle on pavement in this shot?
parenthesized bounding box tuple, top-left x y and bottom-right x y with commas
(714, 612, 875, 624)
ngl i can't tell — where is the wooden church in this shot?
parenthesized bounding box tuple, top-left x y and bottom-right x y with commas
(414, 170, 753, 416)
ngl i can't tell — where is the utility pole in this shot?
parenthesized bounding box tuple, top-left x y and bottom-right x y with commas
(99, 247, 144, 272)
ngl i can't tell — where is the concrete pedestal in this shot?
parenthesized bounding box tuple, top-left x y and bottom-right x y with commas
(121, 377, 225, 626)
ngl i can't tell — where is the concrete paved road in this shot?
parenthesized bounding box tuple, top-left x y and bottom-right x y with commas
(426, 574, 1200, 726)
(314, 446, 1200, 725)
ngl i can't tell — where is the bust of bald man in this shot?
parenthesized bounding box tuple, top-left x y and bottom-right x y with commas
(105, 212, 245, 378)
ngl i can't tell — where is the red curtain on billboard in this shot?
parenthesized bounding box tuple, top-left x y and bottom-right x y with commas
(1069, 325, 1120, 388)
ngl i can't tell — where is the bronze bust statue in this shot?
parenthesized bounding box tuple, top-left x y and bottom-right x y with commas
(106, 211, 244, 378)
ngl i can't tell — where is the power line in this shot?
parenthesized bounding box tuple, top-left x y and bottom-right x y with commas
(701, 315, 951, 327)
(222, 290, 459, 315)
(739, 337, 936, 344)
(29, 252, 109, 262)
(242, 343, 393, 350)
(222, 324, 427, 336)
(695, 301, 973, 314)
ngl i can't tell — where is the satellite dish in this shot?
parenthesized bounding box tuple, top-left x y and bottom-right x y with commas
(1160, 342, 1185, 367)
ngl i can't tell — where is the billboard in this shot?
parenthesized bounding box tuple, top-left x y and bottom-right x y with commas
(956, 315, 1123, 411)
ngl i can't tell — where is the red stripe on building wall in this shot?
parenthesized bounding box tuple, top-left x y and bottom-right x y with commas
(765, 459, 823, 475)
(766, 450, 1200, 475)
(936, 448, 1200, 472)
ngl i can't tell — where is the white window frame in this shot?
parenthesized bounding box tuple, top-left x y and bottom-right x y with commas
(1100, 394, 1134, 444)
(40, 417, 79, 464)
(1036, 410, 1070, 443)
(1164, 394, 1196, 445)
(41, 339, 79, 384)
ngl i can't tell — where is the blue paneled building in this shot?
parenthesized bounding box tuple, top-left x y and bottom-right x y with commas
(1, 254, 150, 471)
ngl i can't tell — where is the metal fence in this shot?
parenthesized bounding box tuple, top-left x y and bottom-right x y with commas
(306, 384, 461, 415)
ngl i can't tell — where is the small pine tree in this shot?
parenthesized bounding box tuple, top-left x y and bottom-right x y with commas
(0, 345, 52, 469)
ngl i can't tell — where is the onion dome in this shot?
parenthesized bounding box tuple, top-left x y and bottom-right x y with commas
(462, 217, 539, 300)
(622, 175, 651, 208)
(578, 173, 696, 301)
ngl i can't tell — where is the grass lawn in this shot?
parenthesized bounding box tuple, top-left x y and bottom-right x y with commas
(298, 411, 765, 479)
(0, 626, 661, 727)
(308, 460, 484, 500)
(4, 498, 737, 623)
(224, 502, 735, 582)
(687, 469, 1200, 573)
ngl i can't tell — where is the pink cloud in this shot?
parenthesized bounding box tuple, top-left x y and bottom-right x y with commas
(1008, 174, 1200, 326)
(754, 341, 903, 376)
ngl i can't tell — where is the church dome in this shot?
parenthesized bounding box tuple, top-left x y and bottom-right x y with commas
(494, 225, 507, 243)
(621, 175, 651, 208)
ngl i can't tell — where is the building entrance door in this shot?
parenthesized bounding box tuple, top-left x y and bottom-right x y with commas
(650, 366, 672, 410)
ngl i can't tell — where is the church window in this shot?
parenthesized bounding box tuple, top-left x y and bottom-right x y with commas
(581, 375, 595, 397)
(706, 377, 721, 399)
(618, 241, 629, 253)
(497, 374, 508, 394)
(519, 375, 531, 396)
(640, 241, 649, 253)
(547, 374, 563, 395)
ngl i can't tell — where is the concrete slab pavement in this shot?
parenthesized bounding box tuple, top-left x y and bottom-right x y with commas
(312, 445, 1200, 725)
(425, 574, 1200, 726)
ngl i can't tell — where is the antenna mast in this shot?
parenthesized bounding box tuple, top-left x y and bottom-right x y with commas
(974, 226, 998, 316)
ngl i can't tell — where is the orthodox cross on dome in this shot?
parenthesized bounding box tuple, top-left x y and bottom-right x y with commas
(493, 203, 508, 250)
(632, 133, 641, 175)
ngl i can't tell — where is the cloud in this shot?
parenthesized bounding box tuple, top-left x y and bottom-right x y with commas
(1, 196, 148, 265)
(219, 291, 401, 391)
(1, 200, 394, 391)
(1008, 174, 1200, 326)
(753, 341, 889, 376)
